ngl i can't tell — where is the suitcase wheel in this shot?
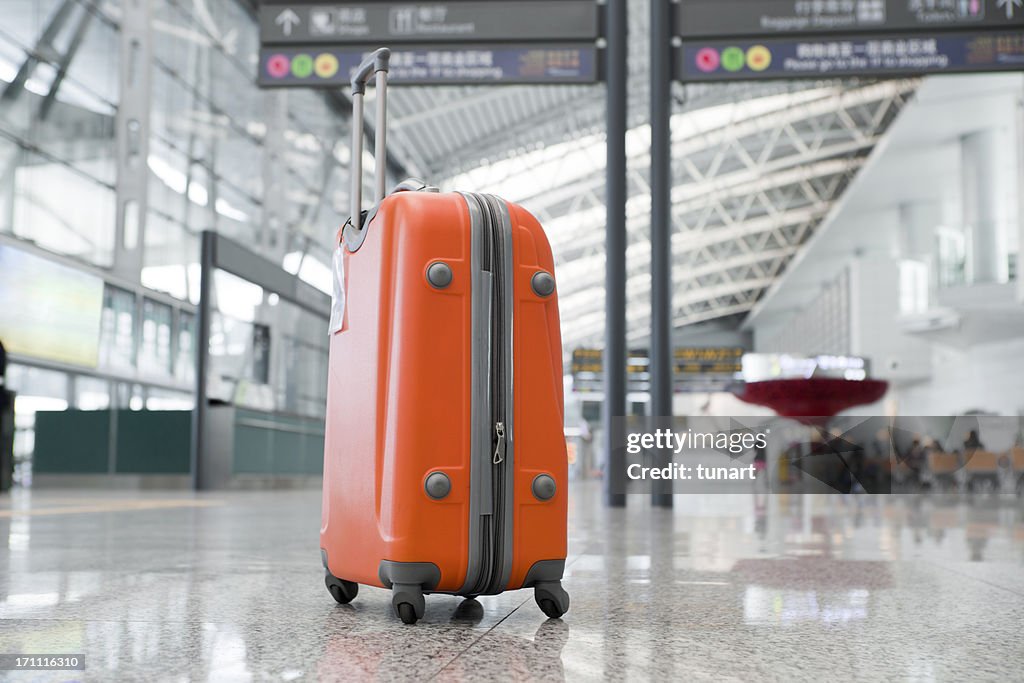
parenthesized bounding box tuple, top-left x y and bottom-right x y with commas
(397, 603, 417, 625)
(534, 581, 570, 620)
(325, 572, 359, 604)
(391, 583, 426, 625)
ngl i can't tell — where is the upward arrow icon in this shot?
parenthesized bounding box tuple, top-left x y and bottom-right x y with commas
(276, 8, 301, 36)
(997, 0, 1023, 18)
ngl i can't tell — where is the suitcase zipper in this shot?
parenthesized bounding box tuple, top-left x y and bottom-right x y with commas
(467, 194, 510, 596)
(493, 422, 506, 464)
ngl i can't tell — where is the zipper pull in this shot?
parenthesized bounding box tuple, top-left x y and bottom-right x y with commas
(493, 422, 506, 464)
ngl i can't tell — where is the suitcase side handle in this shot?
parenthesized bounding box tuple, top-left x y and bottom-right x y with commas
(349, 47, 390, 232)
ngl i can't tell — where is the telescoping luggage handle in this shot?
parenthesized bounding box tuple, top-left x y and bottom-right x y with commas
(349, 47, 390, 231)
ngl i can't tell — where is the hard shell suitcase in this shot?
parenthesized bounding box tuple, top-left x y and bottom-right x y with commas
(320, 49, 569, 625)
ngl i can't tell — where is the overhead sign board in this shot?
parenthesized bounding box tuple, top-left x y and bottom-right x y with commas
(258, 44, 600, 86)
(257, 1, 603, 86)
(675, 0, 1024, 39)
(570, 347, 745, 394)
(677, 30, 1024, 81)
(259, 1, 600, 44)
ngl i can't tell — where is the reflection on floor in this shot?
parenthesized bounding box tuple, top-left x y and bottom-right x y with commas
(1, 483, 1023, 681)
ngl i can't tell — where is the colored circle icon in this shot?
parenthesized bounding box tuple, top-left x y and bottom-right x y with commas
(291, 54, 314, 78)
(267, 54, 290, 79)
(746, 45, 772, 72)
(315, 53, 339, 79)
(721, 47, 745, 72)
(695, 47, 720, 73)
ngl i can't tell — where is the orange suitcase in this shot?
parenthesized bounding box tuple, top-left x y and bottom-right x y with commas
(320, 49, 569, 625)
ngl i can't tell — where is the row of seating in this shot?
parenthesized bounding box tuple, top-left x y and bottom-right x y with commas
(895, 448, 1024, 492)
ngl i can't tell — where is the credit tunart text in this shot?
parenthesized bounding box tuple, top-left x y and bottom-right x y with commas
(628, 462, 757, 481)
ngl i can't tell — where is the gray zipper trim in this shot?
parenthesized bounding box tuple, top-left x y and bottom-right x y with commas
(454, 192, 517, 596)
(458, 191, 487, 595)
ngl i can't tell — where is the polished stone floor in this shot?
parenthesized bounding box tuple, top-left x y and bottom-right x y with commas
(1, 482, 1023, 681)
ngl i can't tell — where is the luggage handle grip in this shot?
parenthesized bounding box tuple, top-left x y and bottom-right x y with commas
(350, 48, 390, 95)
(349, 47, 390, 235)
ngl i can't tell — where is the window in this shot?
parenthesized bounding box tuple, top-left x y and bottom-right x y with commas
(139, 298, 173, 376)
(175, 311, 196, 383)
(899, 260, 929, 315)
(10, 154, 117, 266)
(99, 285, 136, 370)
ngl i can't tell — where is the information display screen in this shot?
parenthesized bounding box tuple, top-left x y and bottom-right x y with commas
(677, 30, 1024, 81)
(0, 245, 104, 367)
(258, 43, 599, 86)
(675, 0, 1023, 39)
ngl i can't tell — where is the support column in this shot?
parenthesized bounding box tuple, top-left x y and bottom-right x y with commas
(112, 0, 153, 282)
(261, 90, 289, 259)
(960, 129, 1007, 285)
(650, 0, 673, 509)
(603, 0, 628, 508)
(898, 203, 939, 260)
(1016, 86, 1024, 304)
(899, 202, 939, 298)
(189, 231, 215, 490)
(258, 92, 289, 420)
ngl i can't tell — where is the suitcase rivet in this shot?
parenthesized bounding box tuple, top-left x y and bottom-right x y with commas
(531, 271, 555, 297)
(424, 472, 451, 499)
(426, 262, 453, 289)
(532, 474, 557, 501)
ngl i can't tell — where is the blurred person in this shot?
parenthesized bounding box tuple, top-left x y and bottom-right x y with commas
(963, 429, 1000, 493)
(752, 441, 768, 491)
(0, 337, 11, 492)
(924, 437, 956, 492)
(0, 337, 6, 415)
(963, 430, 984, 452)
(866, 427, 892, 492)
(901, 438, 926, 490)
(753, 441, 767, 470)
(753, 492, 768, 550)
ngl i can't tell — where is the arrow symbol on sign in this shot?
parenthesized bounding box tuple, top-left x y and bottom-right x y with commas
(997, 0, 1022, 18)
(275, 8, 301, 36)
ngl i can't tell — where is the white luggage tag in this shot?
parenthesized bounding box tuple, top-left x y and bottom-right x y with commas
(328, 238, 346, 335)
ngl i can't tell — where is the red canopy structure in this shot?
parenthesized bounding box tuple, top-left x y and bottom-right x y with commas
(735, 377, 888, 423)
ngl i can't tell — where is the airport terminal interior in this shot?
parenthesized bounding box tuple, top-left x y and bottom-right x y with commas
(1, 0, 1023, 680)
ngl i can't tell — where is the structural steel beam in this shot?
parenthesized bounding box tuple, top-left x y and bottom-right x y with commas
(603, 0, 628, 508)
